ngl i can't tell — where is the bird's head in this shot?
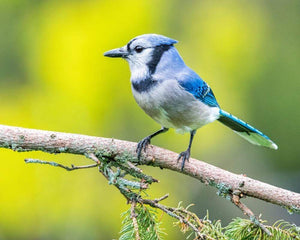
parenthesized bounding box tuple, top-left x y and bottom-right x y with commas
(104, 34, 178, 75)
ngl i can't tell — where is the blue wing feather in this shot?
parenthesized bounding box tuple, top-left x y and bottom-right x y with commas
(178, 73, 219, 108)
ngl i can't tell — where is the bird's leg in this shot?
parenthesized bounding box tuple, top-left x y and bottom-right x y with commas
(136, 127, 169, 159)
(177, 130, 196, 171)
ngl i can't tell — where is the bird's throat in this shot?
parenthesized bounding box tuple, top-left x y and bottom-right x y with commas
(131, 77, 158, 93)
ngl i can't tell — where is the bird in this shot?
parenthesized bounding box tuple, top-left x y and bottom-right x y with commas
(104, 33, 278, 170)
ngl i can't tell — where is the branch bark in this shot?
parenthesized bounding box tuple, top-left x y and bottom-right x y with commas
(0, 124, 299, 214)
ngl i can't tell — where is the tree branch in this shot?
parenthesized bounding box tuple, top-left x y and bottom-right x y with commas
(0, 124, 299, 215)
(230, 194, 272, 236)
(24, 158, 99, 171)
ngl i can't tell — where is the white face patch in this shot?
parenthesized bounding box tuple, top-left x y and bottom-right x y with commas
(125, 48, 153, 82)
(126, 48, 153, 70)
(125, 37, 171, 77)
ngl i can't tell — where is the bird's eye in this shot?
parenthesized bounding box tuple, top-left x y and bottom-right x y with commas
(134, 46, 144, 53)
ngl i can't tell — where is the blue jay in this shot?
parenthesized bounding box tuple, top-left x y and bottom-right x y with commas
(104, 34, 278, 170)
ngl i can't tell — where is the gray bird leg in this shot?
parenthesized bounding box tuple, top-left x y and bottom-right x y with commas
(136, 127, 169, 159)
(177, 130, 196, 171)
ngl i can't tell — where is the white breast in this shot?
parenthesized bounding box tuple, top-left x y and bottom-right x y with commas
(132, 80, 220, 133)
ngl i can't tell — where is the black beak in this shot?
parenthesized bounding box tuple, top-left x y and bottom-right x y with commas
(103, 47, 128, 58)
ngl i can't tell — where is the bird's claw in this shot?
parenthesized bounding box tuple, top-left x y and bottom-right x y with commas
(136, 136, 151, 160)
(177, 150, 190, 171)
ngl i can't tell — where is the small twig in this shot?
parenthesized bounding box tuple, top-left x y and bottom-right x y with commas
(99, 167, 133, 199)
(131, 201, 141, 240)
(116, 160, 159, 184)
(121, 178, 148, 190)
(24, 158, 99, 171)
(127, 161, 143, 173)
(140, 198, 209, 240)
(87, 153, 100, 164)
(231, 194, 272, 236)
(154, 193, 169, 203)
(103, 164, 148, 190)
(96, 154, 159, 184)
(175, 208, 204, 229)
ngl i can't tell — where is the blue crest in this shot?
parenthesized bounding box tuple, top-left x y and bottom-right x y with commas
(128, 34, 178, 48)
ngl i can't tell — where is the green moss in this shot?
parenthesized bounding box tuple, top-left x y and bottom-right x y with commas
(208, 180, 232, 199)
(58, 147, 68, 152)
(1, 142, 10, 148)
(285, 205, 300, 215)
(94, 149, 112, 159)
(115, 151, 136, 163)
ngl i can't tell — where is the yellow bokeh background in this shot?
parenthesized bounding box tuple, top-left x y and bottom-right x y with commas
(0, 0, 299, 239)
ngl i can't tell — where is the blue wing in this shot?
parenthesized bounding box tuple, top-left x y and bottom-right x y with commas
(178, 71, 219, 108)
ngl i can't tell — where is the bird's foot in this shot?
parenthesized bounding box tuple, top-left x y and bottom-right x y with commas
(136, 136, 151, 160)
(177, 149, 190, 171)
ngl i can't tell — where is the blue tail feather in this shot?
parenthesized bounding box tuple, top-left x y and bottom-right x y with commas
(218, 109, 278, 150)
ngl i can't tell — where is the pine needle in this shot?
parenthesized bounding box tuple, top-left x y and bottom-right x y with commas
(120, 204, 165, 240)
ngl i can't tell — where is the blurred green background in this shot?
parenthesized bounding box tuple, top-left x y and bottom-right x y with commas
(0, 0, 299, 239)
